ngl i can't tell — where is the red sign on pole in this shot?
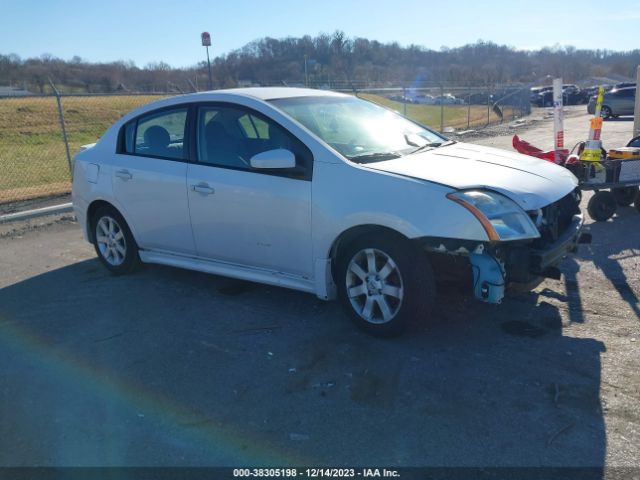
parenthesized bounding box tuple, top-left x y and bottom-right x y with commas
(201, 32, 211, 47)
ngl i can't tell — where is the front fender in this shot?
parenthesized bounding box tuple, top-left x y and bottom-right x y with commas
(312, 161, 490, 260)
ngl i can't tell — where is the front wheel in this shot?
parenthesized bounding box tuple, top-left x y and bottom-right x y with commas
(336, 233, 435, 337)
(600, 106, 612, 120)
(91, 206, 140, 275)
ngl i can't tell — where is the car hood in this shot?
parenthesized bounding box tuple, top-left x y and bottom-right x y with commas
(365, 142, 578, 210)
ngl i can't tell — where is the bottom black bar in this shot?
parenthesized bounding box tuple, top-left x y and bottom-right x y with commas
(0, 467, 634, 480)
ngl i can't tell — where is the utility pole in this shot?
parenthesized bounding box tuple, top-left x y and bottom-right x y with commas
(48, 78, 72, 174)
(201, 32, 213, 90)
(552, 78, 564, 163)
(304, 54, 309, 87)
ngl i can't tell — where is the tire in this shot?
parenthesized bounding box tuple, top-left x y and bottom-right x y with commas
(336, 232, 435, 337)
(587, 191, 617, 222)
(600, 106, 612, 120)
(612, 186, 639, 206)
(91, 205, 140, 275)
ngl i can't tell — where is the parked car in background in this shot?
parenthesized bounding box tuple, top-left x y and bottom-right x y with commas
(469, 92, 493, 104)
(587, 87, 636, 118)
(561, 84, 588, 104)
(433, 94, 464, 105)
(402, 92, 457, 105)
(413, 94, 436, 104)
(72, 87, 583, 336)
(530, 86, 552, 103)
(531, 84, 588, 107)
(531, 90, 554, 107)
(582, 85, 613, 99)
(388, 94, 421, 104)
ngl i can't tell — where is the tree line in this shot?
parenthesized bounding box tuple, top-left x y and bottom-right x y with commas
(1, 32, 639, 94)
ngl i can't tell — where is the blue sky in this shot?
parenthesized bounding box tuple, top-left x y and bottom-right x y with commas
(1, 0, 639, 67)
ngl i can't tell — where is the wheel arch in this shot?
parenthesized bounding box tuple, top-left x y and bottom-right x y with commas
(329, 224, 436, 336)
(86, 200, 136, 245)
(600, 104, 613, 117)
(328, 224, 411, 282)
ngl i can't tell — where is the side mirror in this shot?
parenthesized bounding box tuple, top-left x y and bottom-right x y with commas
(250, 149, 296, 169)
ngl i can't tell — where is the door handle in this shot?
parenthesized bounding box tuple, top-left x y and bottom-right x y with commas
(115, 169, 132, 181)
(190, 183, 215, 195)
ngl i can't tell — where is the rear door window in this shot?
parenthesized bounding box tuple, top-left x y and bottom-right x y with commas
(122, 108, 188, 160)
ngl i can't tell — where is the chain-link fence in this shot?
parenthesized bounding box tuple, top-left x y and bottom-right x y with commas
(0, 92, 171, 205)
(0, 82, 531, 206)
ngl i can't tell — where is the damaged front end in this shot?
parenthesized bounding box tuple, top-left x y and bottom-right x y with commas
(417, 189, 590, 304)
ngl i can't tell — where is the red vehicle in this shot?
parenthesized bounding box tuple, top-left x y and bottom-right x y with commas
(512, 135, 572, 164)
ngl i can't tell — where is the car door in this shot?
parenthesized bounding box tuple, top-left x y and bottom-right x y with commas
(621, 88, 636, 115)
(111, 106, 195, 255)
(608, 90, 625, 115)
(186, 104, 313, 277)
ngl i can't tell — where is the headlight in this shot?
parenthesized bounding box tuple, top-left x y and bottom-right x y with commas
(447, 190, 540, 241)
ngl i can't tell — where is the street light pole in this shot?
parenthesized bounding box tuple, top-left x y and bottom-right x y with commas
(205, 45, 212, 90)
(201, 32, 213, 91)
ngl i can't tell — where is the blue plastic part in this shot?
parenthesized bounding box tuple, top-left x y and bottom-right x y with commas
(469, 252, 506, 304)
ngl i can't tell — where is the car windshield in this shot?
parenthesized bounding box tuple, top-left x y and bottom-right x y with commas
(270, 95, 448, 162)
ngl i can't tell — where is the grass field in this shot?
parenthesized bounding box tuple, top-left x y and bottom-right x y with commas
(0, 93, 514, 203)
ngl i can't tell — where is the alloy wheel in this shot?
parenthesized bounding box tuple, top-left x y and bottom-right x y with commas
(96, 216, 127, 266)
(345, 248, 404, 324)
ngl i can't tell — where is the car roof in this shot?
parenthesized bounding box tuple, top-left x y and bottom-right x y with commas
(113, 87, 351, 126)
(101, 87, 353, 144)
(610, 86, 636, 93)
(192, 87, 348, 101)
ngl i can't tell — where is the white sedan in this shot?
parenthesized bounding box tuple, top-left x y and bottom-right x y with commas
(72, 87, 585, 336)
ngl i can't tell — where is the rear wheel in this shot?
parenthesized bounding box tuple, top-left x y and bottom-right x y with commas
(600, 106, 612, 119)
(91, 206, 139, 275)
(612, 186, 639, 206)
(336, 232, 435, 337)
(587, 191, 617, 222)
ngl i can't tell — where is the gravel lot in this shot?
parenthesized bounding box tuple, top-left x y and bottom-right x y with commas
(0, 108, 638, 473)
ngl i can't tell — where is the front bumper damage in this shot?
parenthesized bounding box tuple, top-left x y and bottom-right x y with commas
(418, 213, 589, 305)
(505, 213, 586, 284)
